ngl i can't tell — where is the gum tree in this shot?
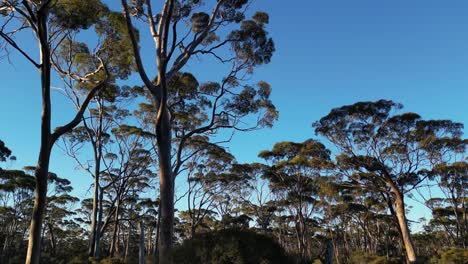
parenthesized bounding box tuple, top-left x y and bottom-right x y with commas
(120, 1, 276, 261)
(0, 1, 115, 262)
(259, 139, 333, 261)
(313, 100, 464, 263)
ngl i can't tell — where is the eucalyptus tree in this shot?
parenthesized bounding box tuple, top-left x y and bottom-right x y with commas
(98, 124, 155, 257)
(183, 141, 235, 238)
(426, 161, 467, 248)
(61, 89, 135, 258)
(0, 1, 115, 262)
(51, 8, 138, 257)
(0, 169, 34, 262)
(39, 171, 79, 260)
(0, 140, 12, 163)
(234, 163, 277, 233)
(259, 139, 333, 261)
(120, 1, 276, 261)
(313, 99, 464, 263)
(423, 131, 467, 248)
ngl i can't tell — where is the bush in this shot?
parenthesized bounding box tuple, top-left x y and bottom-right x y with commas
(430, 248, 468, 264)
(349, 251, 400, 264)
(172, 229, 292, 264)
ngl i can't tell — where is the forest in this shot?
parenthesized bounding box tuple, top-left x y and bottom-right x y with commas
(0, 0, 466, 264)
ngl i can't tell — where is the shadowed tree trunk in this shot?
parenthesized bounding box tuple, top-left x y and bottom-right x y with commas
(95, 186, 105, 258)
(110, 200, 121, 257)
(139, 221, 145, 264)
(156, 108, 174, 264)
(88, 135, 102, 257)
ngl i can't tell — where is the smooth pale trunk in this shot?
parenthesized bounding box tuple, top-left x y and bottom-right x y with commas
(157, 109, 174, 264)
(26, 153, 50, 264)
(88, 153, 100, 257)
(394, 193, 417, 263)
(94, 187, 105, 258)
(26, 10, 52, 263)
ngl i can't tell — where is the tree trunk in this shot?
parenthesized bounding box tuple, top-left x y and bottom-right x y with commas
(110, 200, 121, 257)
(26, 157, 50, 264)
(95, 187, 105, 258)
(139, 221, 145, 264)
(324, 239, 333, 264)
(157, 108, 174, 264)
(153, 205, 161, 258)
(48, 223, 56, 256)
(394, 191, 417, 263)
(88, 164, 99, 257)
(124, 229, 130, 262)
(26, 9, 52, 264)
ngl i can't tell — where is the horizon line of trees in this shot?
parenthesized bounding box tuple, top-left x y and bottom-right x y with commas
(1, 99, 466, 263)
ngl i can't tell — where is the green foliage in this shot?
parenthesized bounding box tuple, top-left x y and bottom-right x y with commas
(191, 12, 210, 33)
(430, 248, 468, 264)
(349, 251, 400, 264)
(172, 229, 292, 264)
(229, 14, 275, 65)
(51, 0, 108, 30)
(95, 12, 138, 80)
(0, 139, 12, 162)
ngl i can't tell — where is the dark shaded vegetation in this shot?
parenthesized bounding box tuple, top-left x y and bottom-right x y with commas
(172, 230, 291, 264)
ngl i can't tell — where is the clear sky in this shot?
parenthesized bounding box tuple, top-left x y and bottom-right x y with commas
(1, 0, 467, 230)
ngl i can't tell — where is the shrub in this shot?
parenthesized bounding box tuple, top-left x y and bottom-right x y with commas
(349, 251, 400, 264)
(430, 248, 468, 264)
(172, 229, 292, 264)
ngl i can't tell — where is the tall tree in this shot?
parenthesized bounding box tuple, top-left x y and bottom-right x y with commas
(0, 1, 113, 262)
(313, 99, 464, 263)
(121, 1, 276, 261)
(259, 139, 333, 261)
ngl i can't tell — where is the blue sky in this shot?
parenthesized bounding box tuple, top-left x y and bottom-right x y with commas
(1, 0, 467, 229)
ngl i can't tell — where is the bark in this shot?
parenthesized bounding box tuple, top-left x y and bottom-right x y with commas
(324, 239, 333, 264)
(25, 7, 52, 264)
(139, 221, 145, 264)
(88, 102, 104, 257)
(394, 192, 417, 263)
(48, 223, 56, 256)
(153, 205, 161, 258)
(88, 161, 99, 257)
(124, 229, 130, 262)
(156, 109, 174, 264)
(94, 187, 104, 258)
(110, 200, 121, 257)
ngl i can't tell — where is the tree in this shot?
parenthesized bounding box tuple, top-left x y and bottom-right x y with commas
(52, 9, 137, 258)
(0, 169, 34, 262)
(120, 1, 276, 261)
(259, 139, 333, 261)
(0, 140, 13, 163)
(183, 142, 235, 238)
(0, 1, 112, 262)
(313, 99, 464, 263)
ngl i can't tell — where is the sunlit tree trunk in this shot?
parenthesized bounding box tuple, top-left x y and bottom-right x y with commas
(394, 192, 417, 263)
(26, 8, 52, 263)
